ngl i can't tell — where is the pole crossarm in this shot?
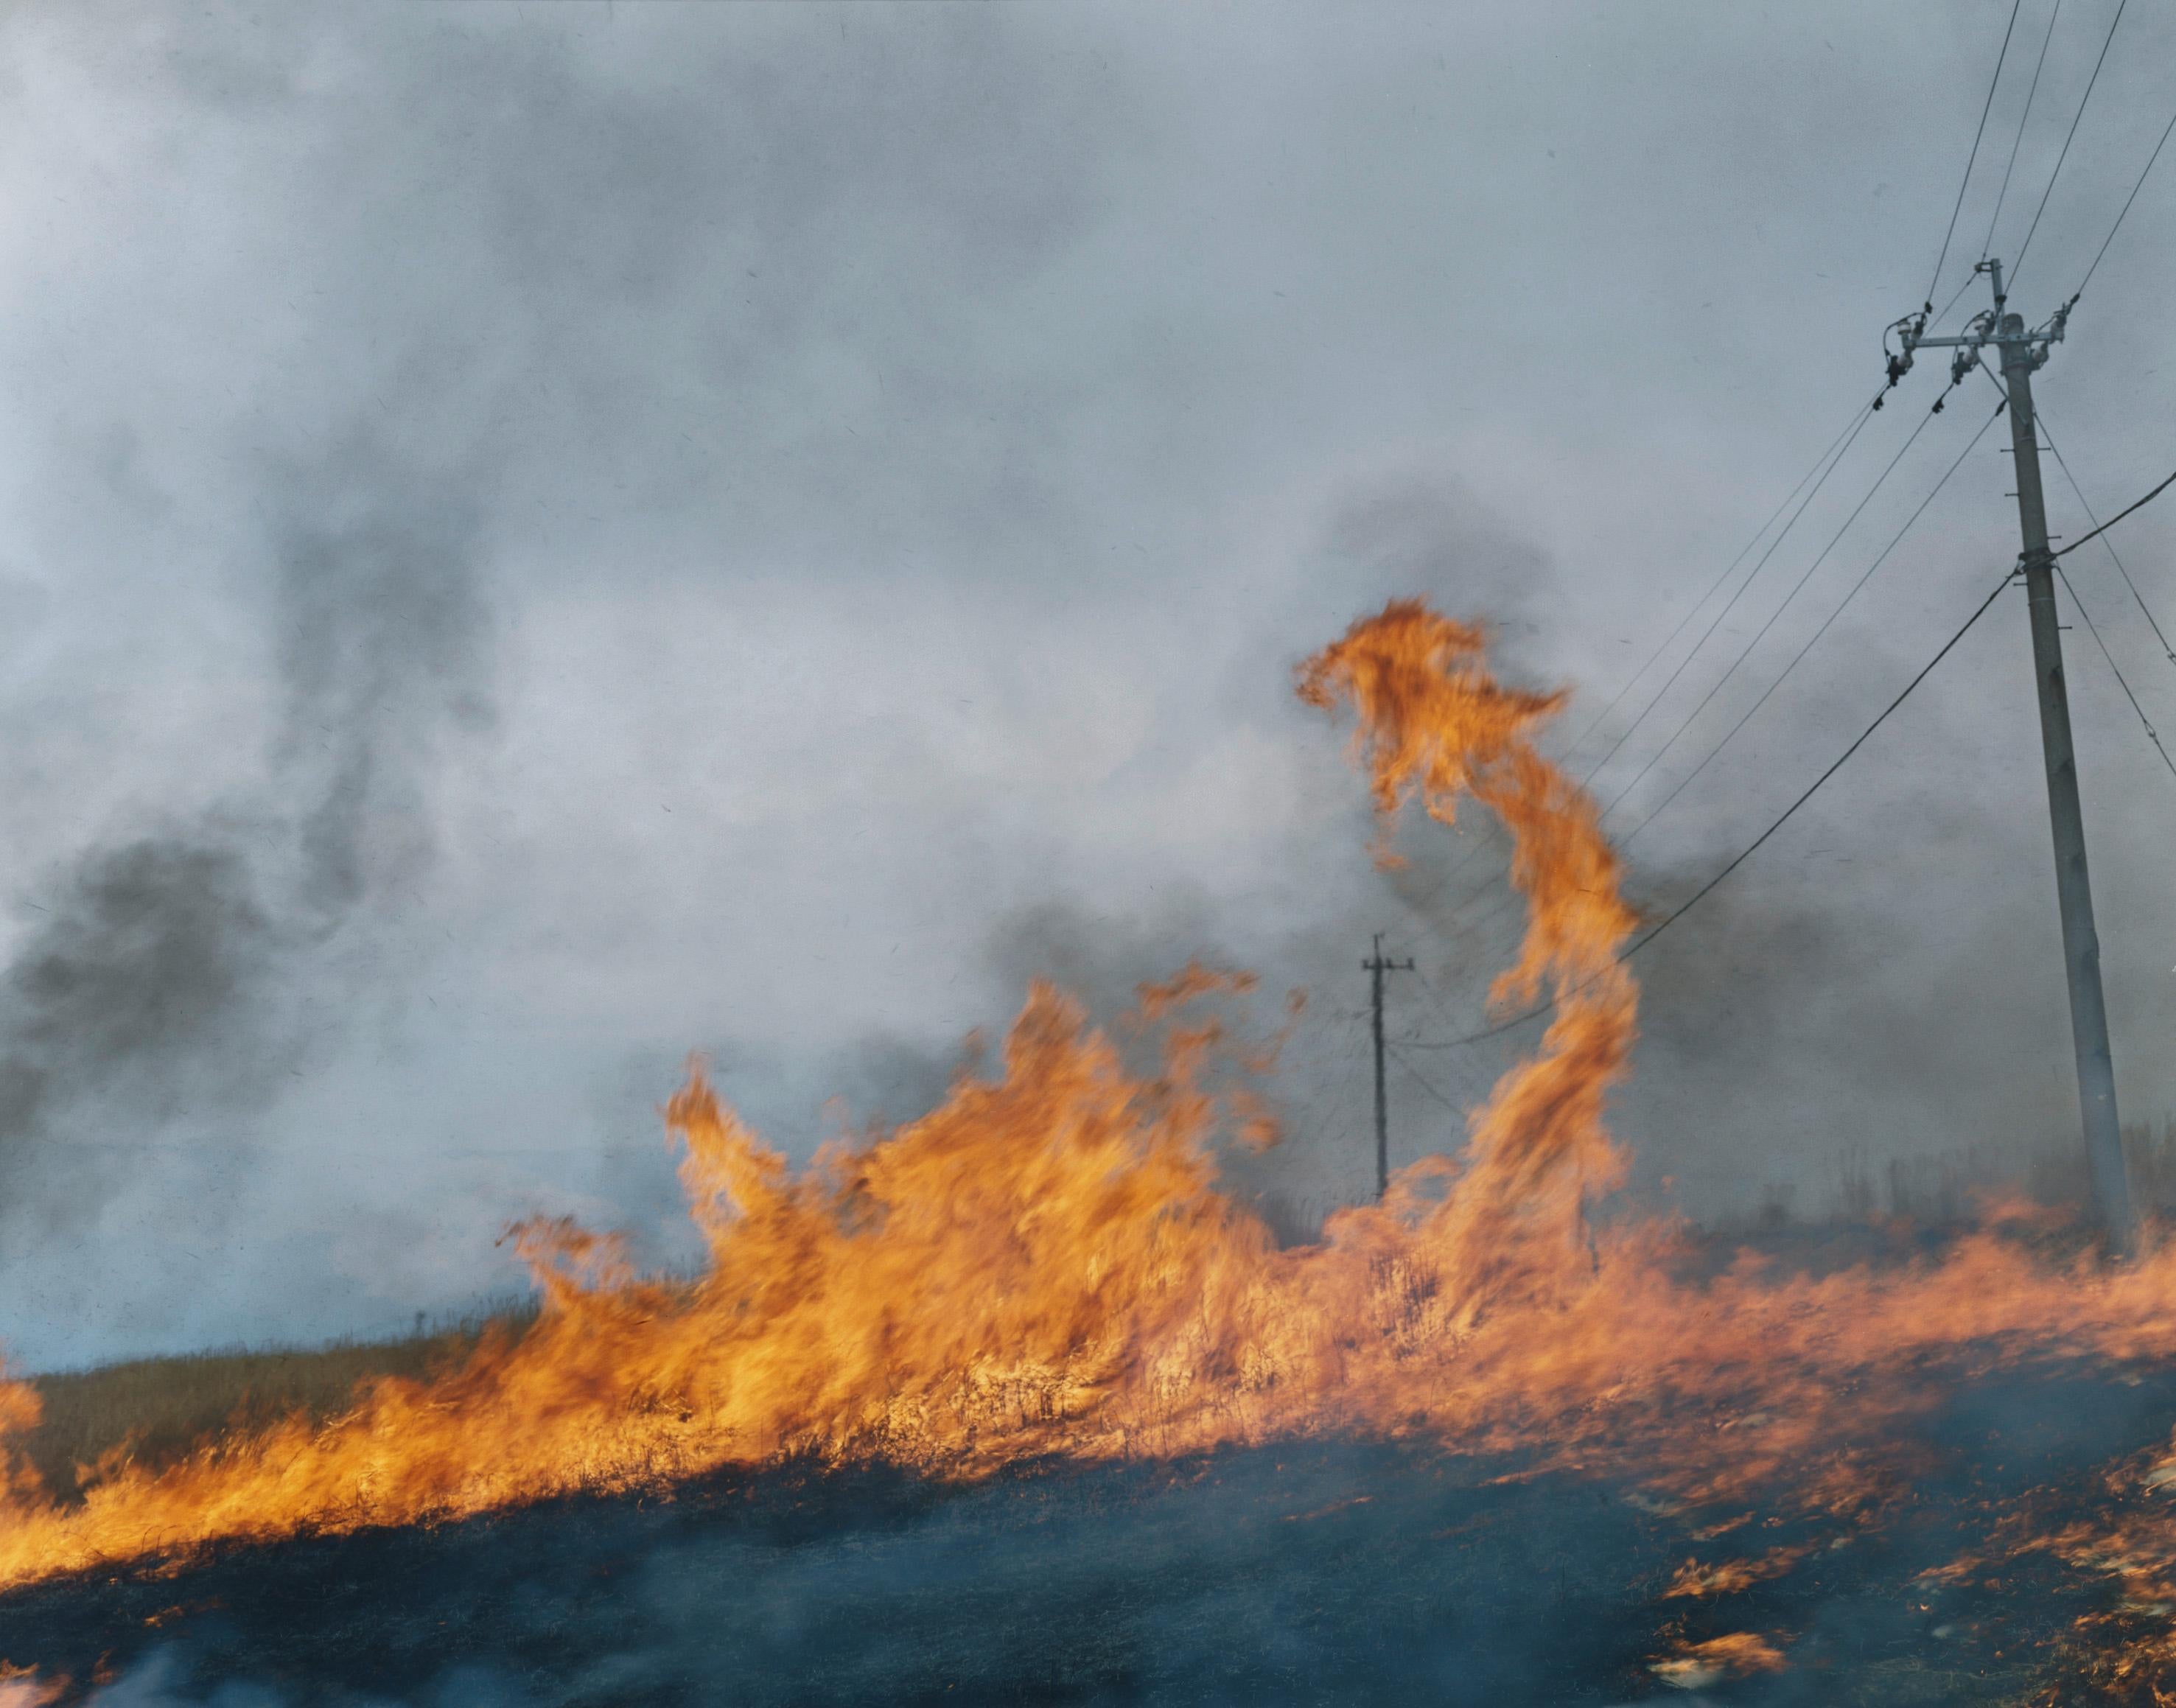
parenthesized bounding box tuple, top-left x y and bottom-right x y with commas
(1889, 259, 2073, 395)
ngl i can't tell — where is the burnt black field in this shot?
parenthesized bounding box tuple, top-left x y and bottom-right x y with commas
(8, 1359, 2176, 1707)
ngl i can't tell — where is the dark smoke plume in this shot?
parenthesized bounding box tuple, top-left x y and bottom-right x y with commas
(0, 444, 492, 1239)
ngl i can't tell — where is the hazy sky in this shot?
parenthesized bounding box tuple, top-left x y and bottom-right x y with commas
(1, 1, 2172, 1368)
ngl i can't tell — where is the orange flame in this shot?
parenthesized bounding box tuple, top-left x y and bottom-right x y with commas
(1649, 1631, 1788, 1689)
(0, 1666, 63, 1708)
(4, 597, 2176, 1631)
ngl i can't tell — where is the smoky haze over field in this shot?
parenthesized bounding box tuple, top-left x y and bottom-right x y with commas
(0, 1, 2172, 1368)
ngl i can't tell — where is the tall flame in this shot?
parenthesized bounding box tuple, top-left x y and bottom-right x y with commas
(3, 597, 2175, 1625)
(1298, 598, 1637, 1214)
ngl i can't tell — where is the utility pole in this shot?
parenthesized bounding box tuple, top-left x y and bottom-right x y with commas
(1363, 933, 1415, 1200)
(1900, 259, 2134, 1255)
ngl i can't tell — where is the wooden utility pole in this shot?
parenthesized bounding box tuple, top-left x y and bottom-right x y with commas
(1364, 933, 1415, 1200)
(1901, 258, 2135, 1255)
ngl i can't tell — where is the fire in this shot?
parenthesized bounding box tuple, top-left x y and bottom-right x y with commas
(4, 598, 2176, 1695)
(1663, 1545, 1810, 1598)
(0, 1667, 61, 1708)
(1650, 1631, 1788, 1690)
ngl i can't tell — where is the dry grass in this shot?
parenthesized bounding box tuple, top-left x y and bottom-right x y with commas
(21, 1301, 538, 1505)
(1757, 1120, 2176, 1234)
(24, 1122, 2175, 1510)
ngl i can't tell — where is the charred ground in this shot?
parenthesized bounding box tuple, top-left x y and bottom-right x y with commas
(8, 1351, 2176, 1707)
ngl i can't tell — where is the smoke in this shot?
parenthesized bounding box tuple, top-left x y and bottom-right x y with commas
(0, 840, 284, 1228)
(0, 444, 494, 1242)
(270, 446, 493, 924)
(941, 442, 2171, 1239)
(0, 0, 2169, 1363)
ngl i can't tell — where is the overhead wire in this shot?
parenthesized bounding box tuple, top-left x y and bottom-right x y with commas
(1423, 400, 2176, 1051)
(2011, 0, 2131, 289)
(1581, 396, 1881, 794)
(1620, 397, 2008, 848)
(1968, 355, 2176, 568)
(1396, 0, 2147, 1054)
(1980, 0, 2065, 262)
(1291, 1011, 1370, 1151)
(2051, 463, 2176, 561)
(1402, 400, 1879, 948)
(1407, 398, 1871, 940)
(1411, 28, 2090, 951)
(1563, 395, 1876, 778)
(1984, 384, 2176, 783)
(1432, 878, 1529, 949)
(1926, 0, 2026, 304)
(1931, 267, 1983, 333)
(1395, 953, 1528, 1099)
(1402, 956, 1462, 1026)
(1415, 849, 1513, 923)
(2053, 558, 2176, 785)
(1601, 382, 1959, 819)
(2037, 410, 2176, 664)
(1384, 1043, 1466, 1118)
(1401, 813, 1510, 913)
(1416, 391, 1994, 951)
(1400, 570, 2021, 1050)
(2070, 98, 2176, 299)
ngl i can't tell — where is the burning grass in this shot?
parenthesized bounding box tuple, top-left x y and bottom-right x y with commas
(4, 599, 2176, 1701)
(1, 1408, 2167, 1706)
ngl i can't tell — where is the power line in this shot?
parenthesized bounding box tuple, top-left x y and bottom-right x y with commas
(2011, 0, 2131, 289)
(1575, 393, 1880, 787)
(1981, 0, 2065, 261)
(2053, 559, 2176, 785)
(1603, 385, 1957, 819)
(1413, 421, 1967, 960)
(1968, 355, 2176, 568)
(1293, 1013, 1370, 1142)
(1562, 397, 1875, 774)
(1413, 399, 1882, 947)
(1439, 387, 1984, 907)
(2037, 410, 2176, 664)
(1397, 945, 1542, 1089)
(1931, 268, 1982, 334)
(1620, 399, 2008, 848)
(1420, 878, 1528, 954)
(1385, 1043, 1466, 1118)
(1927, 0, 2026, 303)
(1403, 955, 1469, 1029)
(2071, 99, 2176, 298)
(1584, 399, 1883, 795)
(2052, 463, 2176, 561)
(1417, 850, 1511, 925)
(1402, 815, 1510, 913)
(1623, 570, 2012, 976)
(1402, 571, 2019, 1051)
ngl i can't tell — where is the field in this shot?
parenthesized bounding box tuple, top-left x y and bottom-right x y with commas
(9, 1211, 2176, 1704)
(17, 1303, 537, 1508)
(4, 1356, 2172, 1706)
(23, 1120, 2171, 1514)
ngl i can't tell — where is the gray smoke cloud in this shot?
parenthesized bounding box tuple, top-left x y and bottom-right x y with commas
(1, 1, 2172, 1366)
(0, 440, 494, 1244)
(0, 838, 281, 1224)
(273, 449, 494, 923)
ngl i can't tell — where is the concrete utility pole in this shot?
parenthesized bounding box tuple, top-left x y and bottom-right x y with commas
(1901, 258, 2134, 1255)
(1363, 933, 1415, 1200)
